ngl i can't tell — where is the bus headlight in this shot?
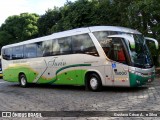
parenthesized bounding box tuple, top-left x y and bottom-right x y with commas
(129, 70, 135, 73)
(135, 72, 142, 76)
(129, 70, 142, 76)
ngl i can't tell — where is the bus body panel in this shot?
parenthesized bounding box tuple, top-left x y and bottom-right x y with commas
(104, 64, 113, 86)
(2, 53, 106, 86)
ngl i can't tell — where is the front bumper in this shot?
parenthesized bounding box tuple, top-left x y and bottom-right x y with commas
(129, 72, 155, 87)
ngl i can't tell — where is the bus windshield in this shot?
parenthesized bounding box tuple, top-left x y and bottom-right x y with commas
(130, 34, 153, 68)
(93, 31, 154, 68)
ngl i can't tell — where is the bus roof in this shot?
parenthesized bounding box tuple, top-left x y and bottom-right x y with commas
(2, 26, 141, 49)
(89, 26, 141, 34)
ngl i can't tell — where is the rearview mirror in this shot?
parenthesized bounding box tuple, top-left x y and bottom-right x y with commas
(145, 37, 159, 49)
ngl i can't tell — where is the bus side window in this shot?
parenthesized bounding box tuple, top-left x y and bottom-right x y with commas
(72, 35, 84, 53)
(36, 42, 43, 57)
(72, 34, 99, 56)
(42, 40, 53, 56)
(52, 39, 60, 55)
(58, 37, 72, 55)
(12, 46, 24, 60)
(2, 48, 12, 60)
(108, 38, 127, 64)
(24, 44, 37, 58)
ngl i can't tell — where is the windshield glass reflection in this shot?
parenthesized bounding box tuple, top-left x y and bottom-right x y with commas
(130, 34, 153, 68)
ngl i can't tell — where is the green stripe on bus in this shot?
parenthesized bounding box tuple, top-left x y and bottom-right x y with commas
(47, 69, 87, 85)
(56, 64, 91, 75)
(129, 72, 155, 87)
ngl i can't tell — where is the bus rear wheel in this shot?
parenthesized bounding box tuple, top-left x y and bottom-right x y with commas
(87, 73, 102, 92)
(19, 74, 28, 88)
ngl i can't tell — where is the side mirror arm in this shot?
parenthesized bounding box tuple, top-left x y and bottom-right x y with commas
(145, 37, 159, 49)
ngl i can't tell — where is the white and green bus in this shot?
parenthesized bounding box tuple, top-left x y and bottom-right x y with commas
(1, 26, 158, 91)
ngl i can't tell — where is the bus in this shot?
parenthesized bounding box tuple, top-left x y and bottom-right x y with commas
(1, 26, 158, 91)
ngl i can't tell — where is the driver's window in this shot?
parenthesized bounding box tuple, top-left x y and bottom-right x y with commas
(108, 38, 127, 64)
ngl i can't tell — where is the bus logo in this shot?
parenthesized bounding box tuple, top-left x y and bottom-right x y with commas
(115, 71, 127, 75)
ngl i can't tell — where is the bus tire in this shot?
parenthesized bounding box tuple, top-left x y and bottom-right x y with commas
(87, 73, 102, 92)
(19, 74, 28, 88)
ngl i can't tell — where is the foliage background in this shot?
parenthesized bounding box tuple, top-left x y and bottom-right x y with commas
(0, 0, 159, 65)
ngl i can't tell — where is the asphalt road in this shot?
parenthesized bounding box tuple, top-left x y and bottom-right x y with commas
(0, 78, 160, 120)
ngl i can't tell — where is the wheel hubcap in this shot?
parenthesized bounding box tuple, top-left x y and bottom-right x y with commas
(21, 77, 26, 86)
(90, 77, 98, 90)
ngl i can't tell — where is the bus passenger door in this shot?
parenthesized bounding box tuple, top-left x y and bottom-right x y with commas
(106, 35, 131, 87)
(111, 62, 129, 87)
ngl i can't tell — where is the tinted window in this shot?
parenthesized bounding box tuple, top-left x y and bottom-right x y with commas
(107, 38, 127, 64)
(24, 44, 37, 58)
(58, 37, 72, 55)
(72, 34, 99, 56)
(2, 48, 12, 60)
(93, 31, 129, 64)
(93, 31, 119, 44)
(52, 39, 60, 55)
(42, 40, 53, 56)
(12, 46, 24, 59)
(36, 42, 43, 57)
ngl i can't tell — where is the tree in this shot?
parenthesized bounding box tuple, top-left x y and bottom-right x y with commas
(126, 0, 160, 66)
(50, 0, 98, 33)
(37, 7, 62, 36)
(0, 0, 160, 59)
(0, 13, 39, 46)
(0, 31, 13, 48)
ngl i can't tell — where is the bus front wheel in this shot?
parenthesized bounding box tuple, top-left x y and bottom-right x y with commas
(19, 74, 28, 88)
(87, 73, 102, 92)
